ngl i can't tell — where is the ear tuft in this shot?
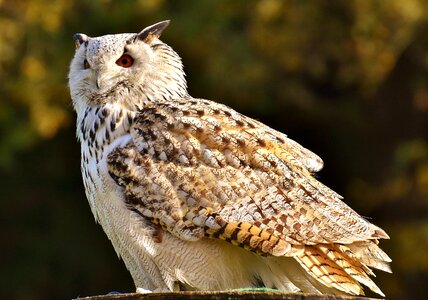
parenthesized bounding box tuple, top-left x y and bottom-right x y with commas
(137, 20, 170, 43)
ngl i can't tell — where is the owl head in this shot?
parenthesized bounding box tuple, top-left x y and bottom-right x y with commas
(69, 20, 187, 113)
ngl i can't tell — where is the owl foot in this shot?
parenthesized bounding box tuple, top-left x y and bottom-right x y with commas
(136, 287, 153, 293)
(136, 287, 170, 293)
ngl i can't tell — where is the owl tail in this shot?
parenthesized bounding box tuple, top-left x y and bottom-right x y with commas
(293, 242, 388, 296)
(342, 240, 392, 273)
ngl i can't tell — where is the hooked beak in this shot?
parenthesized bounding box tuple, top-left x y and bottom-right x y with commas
(95, 69, 113, 90)
(95, 70, 102, 90)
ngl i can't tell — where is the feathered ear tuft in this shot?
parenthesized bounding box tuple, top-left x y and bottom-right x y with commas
(136, 20, 170, 43)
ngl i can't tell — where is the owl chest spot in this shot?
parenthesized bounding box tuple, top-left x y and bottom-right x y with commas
(79, 106, 134, 188)
(82, 133, 131, 193)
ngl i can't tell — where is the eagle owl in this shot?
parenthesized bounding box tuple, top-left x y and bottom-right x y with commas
(69, 20, 391, 296)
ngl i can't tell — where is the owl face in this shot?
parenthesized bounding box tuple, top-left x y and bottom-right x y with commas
(69, 21, 187, 113)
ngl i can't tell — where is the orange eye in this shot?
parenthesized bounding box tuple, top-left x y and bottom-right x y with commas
(116, 54, 134, 68)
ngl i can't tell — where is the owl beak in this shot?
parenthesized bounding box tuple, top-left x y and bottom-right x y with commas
(73, 33, 89, 49)
(95, 70, 110, 90)
(96, 72, 102, 90)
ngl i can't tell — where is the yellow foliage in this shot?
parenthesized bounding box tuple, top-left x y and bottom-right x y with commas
(23, 0, 71, 32)
(392, 222, 428, 270)
(21, 56, 46, 81)
(31, 104, 69, 138)
(256, 0, 283, 21)
(137, 0, 164, 12)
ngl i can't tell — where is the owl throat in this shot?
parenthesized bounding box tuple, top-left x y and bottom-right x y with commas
(76, 101, 133, 217)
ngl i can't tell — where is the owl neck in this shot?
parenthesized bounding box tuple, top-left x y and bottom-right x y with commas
(77, 102, 135, 157)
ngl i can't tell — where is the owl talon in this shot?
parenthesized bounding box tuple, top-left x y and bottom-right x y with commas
(136, 287, 153, 294)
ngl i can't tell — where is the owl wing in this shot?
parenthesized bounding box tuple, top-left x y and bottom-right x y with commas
(107, 97, 390, 295)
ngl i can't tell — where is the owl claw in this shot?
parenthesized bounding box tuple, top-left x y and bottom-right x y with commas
(136, 287, 171, 293)
(136, 287, 153, 294)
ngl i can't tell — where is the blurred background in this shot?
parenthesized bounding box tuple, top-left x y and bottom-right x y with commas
(1, 0, 427, 299)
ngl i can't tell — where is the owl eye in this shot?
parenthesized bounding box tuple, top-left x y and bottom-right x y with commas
(83, 59, 90, 69)
(116, 54, 134, 68)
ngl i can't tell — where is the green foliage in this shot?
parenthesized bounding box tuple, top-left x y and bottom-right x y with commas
(1, 1, 427, 299)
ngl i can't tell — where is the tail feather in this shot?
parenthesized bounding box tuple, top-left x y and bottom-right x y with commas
(343, 241, 392, 273)
(318, 244, 385, 296)
(295, 246, 364, 295)
(293, 242, 389, 297)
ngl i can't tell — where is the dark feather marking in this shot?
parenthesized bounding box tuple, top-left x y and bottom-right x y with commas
(252, 274, 266, 288)
(127, 113, 133, 125)
(89, 129, 95, 143)
(235, 119, 245, 127)
(110, 119, 117, 131)
(105, 129, 110, 142)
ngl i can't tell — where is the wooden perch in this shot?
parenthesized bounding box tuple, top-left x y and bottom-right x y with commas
(75, 291, 380, 300)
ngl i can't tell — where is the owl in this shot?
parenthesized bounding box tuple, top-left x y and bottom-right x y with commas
(69, 20, 391, 296)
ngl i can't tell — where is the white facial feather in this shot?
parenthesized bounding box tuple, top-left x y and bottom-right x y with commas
(69, 22, 186, 115)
